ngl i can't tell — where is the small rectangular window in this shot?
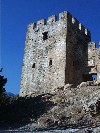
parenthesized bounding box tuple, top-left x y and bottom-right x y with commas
(49, 59, 52, 66)
(32, 63, 35, 68)
(43, 32, 48, 41)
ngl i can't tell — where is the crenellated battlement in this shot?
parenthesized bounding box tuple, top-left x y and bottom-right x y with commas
(79, 23, 90, 36)
(59, 11, 72, 21)
(88, 42, 96, 46)
(47, 15, 57, 24)
(37, 19, 46, 28)
(27, 23, 36, 32)
(71, 17, 90, 36)
(27, 11, 90, 36)
(27, 11, 72, 30)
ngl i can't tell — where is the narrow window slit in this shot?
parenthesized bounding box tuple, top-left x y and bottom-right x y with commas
(49, 59, 52, 66)
(32, 63, 35, 68)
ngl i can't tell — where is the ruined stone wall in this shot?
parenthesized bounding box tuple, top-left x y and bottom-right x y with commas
(96, 48, 100, 81)
(87, 42, 100, 82)
(88, 42, 97, 74)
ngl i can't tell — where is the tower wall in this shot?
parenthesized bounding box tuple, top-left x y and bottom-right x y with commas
(20, 12, 70, 96)
(20, 11, 91, 96)
(65, 15, 91, 85)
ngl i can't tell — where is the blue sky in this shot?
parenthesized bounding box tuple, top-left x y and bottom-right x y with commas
(1, 0, 100, 94)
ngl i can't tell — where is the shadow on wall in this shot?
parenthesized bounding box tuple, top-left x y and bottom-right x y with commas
(65, 17, 90, 86)
(0, 93, 55, 130)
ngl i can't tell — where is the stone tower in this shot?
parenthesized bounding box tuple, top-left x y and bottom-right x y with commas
(20, 11, 100, 97)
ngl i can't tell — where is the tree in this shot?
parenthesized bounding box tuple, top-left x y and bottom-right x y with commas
(0, 68, 7, 106)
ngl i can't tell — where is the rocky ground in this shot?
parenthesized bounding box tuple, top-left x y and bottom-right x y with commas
(0, 81, 100, 132)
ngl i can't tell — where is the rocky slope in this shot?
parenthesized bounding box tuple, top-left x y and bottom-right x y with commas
(0, 81, 100, 132)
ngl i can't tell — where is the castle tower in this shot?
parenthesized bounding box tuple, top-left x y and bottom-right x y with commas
(20, 11, 91, 97)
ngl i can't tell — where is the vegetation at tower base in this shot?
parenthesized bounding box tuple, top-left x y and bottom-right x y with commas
(0, 69, 7, 107)
(0, 82, 100, 132)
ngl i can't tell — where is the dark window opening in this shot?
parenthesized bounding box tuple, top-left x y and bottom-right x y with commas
(83, 74, 97, 82)
(83, 74, 93, 82)
(32, 63, 35, 68)
(43, 32, 48, 41)
(49, 59, 52, 66)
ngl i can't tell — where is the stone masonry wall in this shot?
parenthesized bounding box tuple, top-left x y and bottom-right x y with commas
(20, 11, 97, 97)
(65, 14, 91, 86)
(87, 42, 100, 81)
(20, 12, 69, 96)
